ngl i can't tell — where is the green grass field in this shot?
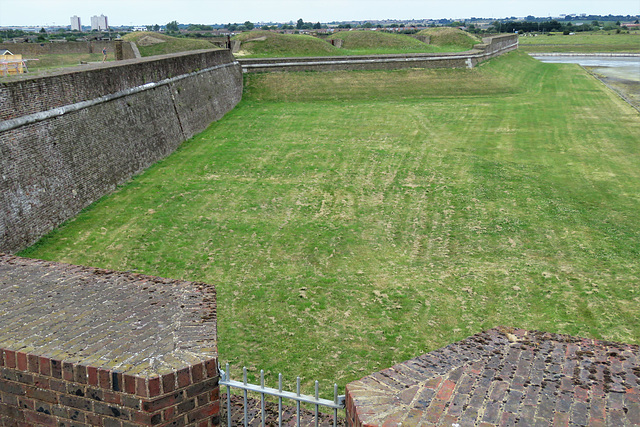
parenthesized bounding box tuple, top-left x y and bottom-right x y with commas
(21, 51, 640, 397)
(519, 31, 640, 52)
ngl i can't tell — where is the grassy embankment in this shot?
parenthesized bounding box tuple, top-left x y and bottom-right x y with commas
(518, 31, 640, 53)
(21, 51, 640, 397)
(416, 27, 482, 50)
(234, 28, 479, 57)
(121, 32, 216, 57)
(7, 32, 217, 74)
(14, 28, 478, 73)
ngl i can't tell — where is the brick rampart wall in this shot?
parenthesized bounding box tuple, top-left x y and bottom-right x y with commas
(0, 49, 236, 121)
(0, 49, 243, 253)
(239, 34, 518, 73)
(0, 41, 136, 59)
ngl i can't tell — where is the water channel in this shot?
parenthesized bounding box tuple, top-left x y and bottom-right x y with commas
(531, 54, 640, 109)
(531, 55, 640, 81)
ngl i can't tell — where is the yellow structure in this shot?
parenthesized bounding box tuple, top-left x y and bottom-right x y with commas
(0, 50, 26, 76)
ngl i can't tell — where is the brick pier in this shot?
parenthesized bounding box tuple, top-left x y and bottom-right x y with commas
(0, 254, 220, 426)
(346, 327, 640, 426)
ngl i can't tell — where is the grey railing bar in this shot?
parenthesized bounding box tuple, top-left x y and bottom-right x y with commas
(219, 377, 345, 409)
(260, 369, 265, 427)
(225, 363, 232, 427)
(296, 377, 301, 427)
(243, 367, 248, 427)
(333, 383, 339, 427)
(314, 380, 319, 427)
(278, 373, 283, 427)
(220, 363, 346, 427)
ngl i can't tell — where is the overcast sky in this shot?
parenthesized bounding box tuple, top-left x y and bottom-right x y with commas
(1, 0, 638, 27)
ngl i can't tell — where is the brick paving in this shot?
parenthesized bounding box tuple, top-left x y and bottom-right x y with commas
(0, 254, 217, 377)
(346, 327, 640, 426)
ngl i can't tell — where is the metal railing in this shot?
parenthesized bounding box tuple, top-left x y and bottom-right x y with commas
(219, 363, 345, 427)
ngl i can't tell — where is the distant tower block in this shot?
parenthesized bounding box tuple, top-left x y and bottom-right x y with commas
(91, 14, 109, 31)
(70, 15, 81, 31)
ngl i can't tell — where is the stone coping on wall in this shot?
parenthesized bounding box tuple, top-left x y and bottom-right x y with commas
(0, 254, 218, 388)
(345, 327, 640, 426)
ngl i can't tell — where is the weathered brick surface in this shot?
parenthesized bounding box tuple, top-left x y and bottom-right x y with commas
(0, 49, 242, 254)
(0, 255, 221, 426)
(346, 327, 640, 426)
(0, 49, 237, 121)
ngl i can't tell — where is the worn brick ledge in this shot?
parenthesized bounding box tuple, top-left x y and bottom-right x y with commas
(345, 327, 640, 426)
(0, 254, 221, 426)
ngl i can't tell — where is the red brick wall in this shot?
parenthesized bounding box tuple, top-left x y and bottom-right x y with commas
(0, 41, 136, 58)
(0, 49, 242, 254)
(0, 349, 220, 426)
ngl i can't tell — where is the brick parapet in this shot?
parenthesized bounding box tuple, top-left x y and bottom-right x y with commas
(0, 361, 220, 426)
(345, 327, 640, 426)
(0, 254, 221, 426)
(0, 41, 137, 60)
(0, 49, 234, 121)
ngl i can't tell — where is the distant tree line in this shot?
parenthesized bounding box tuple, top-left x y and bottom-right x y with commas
(493, 19, 633, 34)
(0, 28, 115, 43)
(522, 14, 638, 22)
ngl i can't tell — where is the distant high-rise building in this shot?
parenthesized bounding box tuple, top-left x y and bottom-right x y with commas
(70, 15, 81, 31)
(91, 14, 109, 31)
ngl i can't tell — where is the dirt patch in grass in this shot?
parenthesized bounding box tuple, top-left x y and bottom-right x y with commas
(136, 35, 167, 46)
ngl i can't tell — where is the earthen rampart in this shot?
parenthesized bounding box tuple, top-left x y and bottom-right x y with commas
(239, 34, 518, 73)
(0, 49, 242, 254)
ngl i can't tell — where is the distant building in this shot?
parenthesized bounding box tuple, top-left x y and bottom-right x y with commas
(0, 50, 26, 76)
(70, 15, 81, 31)
(91, 14, 109, 31)
(133, 26, 147, 32)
